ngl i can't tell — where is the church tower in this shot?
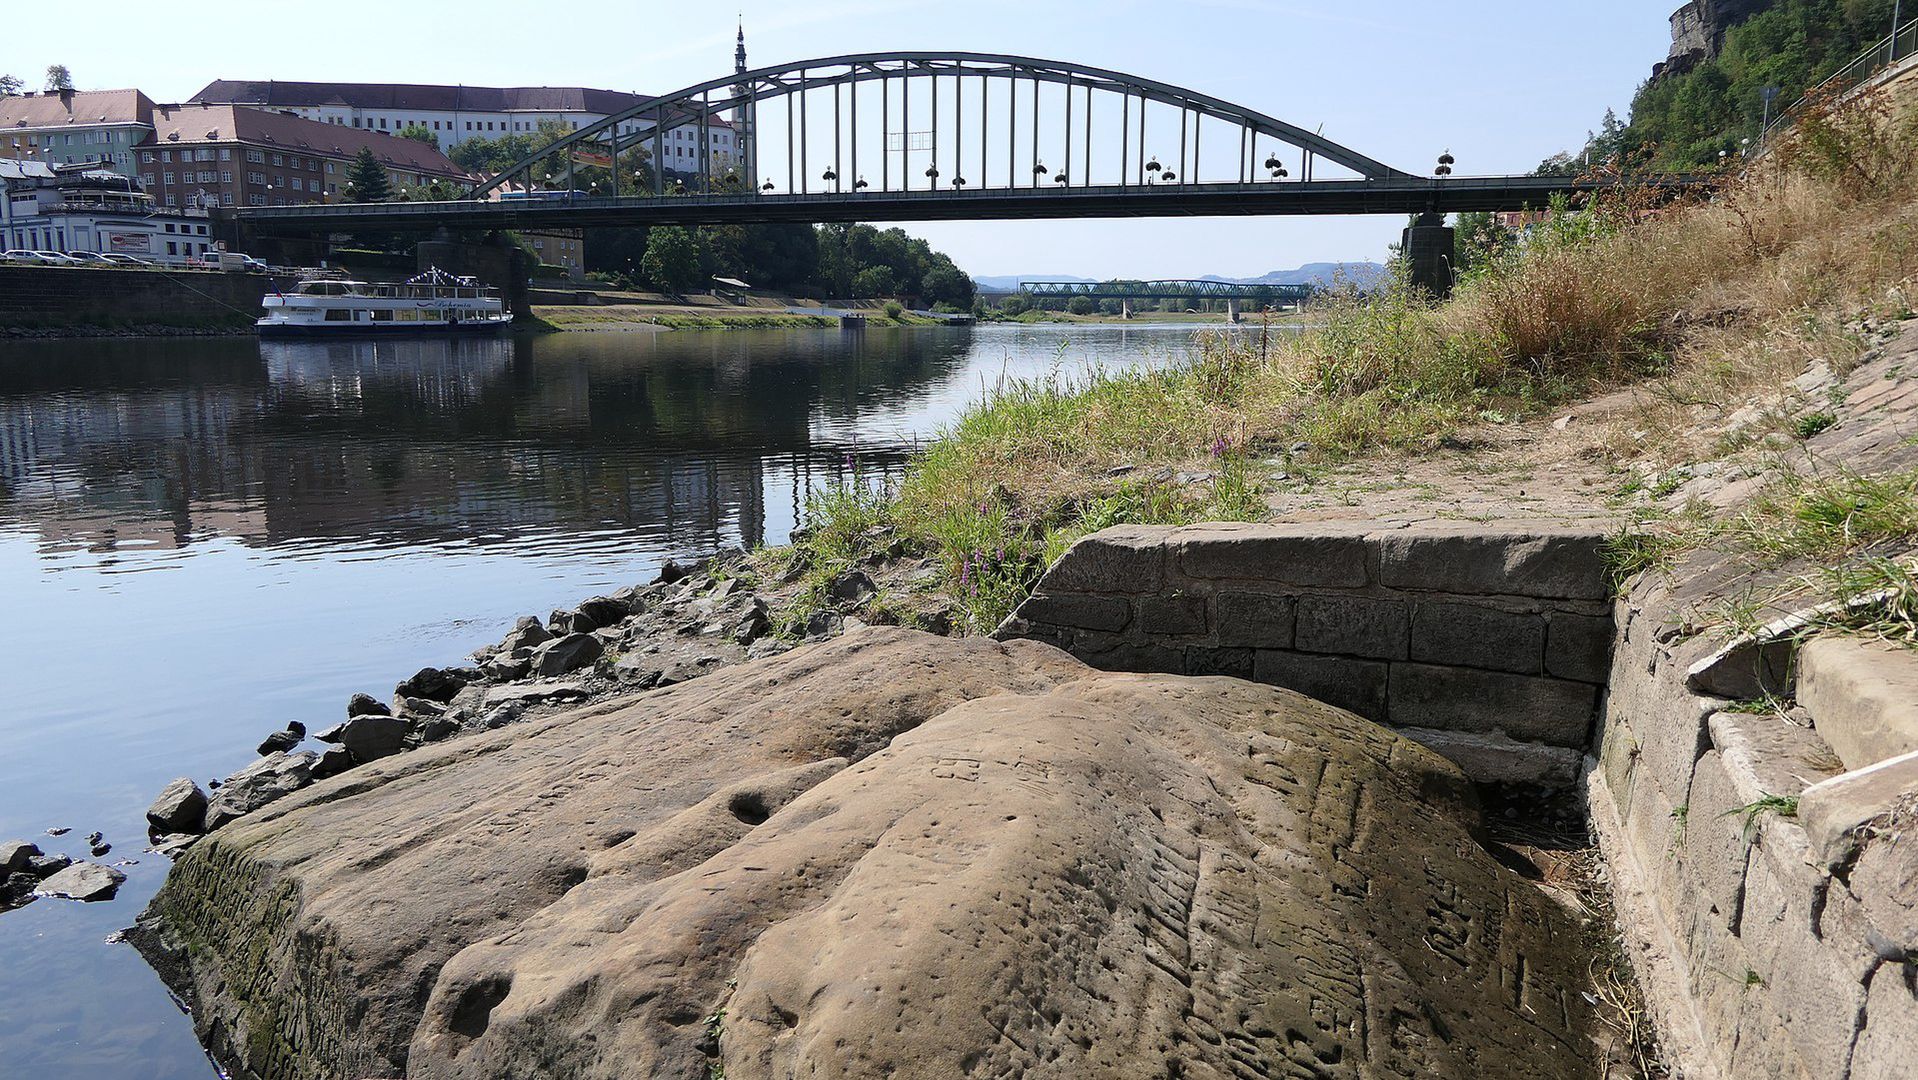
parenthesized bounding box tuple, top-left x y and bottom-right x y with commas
(733, 20, 756, 188)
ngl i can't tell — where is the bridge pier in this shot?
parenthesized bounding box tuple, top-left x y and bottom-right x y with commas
(1225, 298, 1241, 323)
(1121, 298, 1132, 320)
(417, 231, 532, 320)
(1401, 212, 1456, 299)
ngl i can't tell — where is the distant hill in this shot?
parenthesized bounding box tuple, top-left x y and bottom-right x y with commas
(974, 263, 1385, 293)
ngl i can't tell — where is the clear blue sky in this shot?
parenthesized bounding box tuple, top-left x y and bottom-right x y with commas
(2, 0, 1679, 279)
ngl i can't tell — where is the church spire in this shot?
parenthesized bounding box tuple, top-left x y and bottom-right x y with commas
(735, 18, 748, 75)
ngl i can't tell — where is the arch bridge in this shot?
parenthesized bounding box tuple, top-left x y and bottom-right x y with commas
(233, 51, 1656, 236)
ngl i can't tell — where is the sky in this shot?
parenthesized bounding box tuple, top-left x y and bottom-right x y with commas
(1, 1, 1681, 279)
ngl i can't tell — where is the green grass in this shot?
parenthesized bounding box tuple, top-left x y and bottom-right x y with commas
(1724, 794, 1799, 841)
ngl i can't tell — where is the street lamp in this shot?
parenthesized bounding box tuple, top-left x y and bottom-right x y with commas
(1434, 151, 1454, 177)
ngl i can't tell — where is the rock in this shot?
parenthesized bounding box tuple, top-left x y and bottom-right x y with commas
(150, 834, 199, 859)
(500, 616, 550, 653)
(745, 638, 792, 661)
(26, 853, 71, 877)
(147, 782, 208, 840)
(3, 872, 38, 906)
(256, 728, 302, 756)
(34, 862, 124, 902)
(2, 840, 40, 873)
(826, 569, 876, 605)
(85, 831, 103, 847)
(337, 716, 413, 764)
(313, 722, 347, 744)
(347, 693, 389, 718)
(1798, 635, 1918, 771)
(203, 751, 318, 831)
(481, 682, 591, 711)
(479, 705, 523, 730)
(311, 746, 357, 781)
(802, 609, 842, 638)
(395, 696, 448, 721)
(731, 600, 771, 645)
(395, 666, 468, 704)
(654, 559, 692, 584)
(485, 652, 532, 681)
(139, 629, 1600, 1080)
(418, 717, 460, 743)
(530, 633, 602, 677)
(574, 596, 629, 630)
(611, 654, 662, 687)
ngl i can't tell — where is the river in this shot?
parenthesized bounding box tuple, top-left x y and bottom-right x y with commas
(0, 321, 1234, 1077)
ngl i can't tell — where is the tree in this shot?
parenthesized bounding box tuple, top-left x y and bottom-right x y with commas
(919, 261, 975, 308)
(1453, 211, 1516, 276)
(1066, 295, 1097, 315)
(0, 74, 21, 97)
(641, 227, 703, 293)
(397, 124, 439, 147)
(851, 265, 897, 298)
(345, 147, 393, 202)
(44, 65, 73, 92)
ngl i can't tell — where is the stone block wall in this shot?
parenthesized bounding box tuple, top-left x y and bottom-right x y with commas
(996, 521, 1615, 783)
(0, 264, 279, 331)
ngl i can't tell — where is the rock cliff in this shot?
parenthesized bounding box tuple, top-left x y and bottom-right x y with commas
(137, 628, 1602, 1079)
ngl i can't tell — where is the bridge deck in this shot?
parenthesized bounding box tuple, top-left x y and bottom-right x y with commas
(232, 175, 1679, 235)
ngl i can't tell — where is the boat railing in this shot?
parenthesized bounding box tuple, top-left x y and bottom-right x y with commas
(303, 283, 500, 300)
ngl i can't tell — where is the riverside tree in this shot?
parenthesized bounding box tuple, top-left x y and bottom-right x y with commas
(345, 147, 393, 203)
(641, 227, 703, 294)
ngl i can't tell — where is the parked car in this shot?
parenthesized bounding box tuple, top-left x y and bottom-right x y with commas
(98, 253, 153, 267)
(32, 251, 84, 266)
(218, 252, 270, 272)
(1, 250, 44, 264)
(70, 252, 118, 266)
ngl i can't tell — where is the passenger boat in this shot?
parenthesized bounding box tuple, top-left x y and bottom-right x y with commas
(256, 269, 511, 336)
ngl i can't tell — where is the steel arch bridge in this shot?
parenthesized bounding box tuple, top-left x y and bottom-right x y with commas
(231, 51, 1664, 236)
(1017, 279, 1315, 302)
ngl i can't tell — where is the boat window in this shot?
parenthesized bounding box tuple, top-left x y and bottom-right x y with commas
(323, 309, 353, 322)
(369, 309, 394, 322)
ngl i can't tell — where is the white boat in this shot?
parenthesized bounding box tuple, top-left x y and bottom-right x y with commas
(257, 268, 511, 336)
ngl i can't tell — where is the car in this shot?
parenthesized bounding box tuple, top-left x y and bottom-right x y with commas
(69, 252, 118, 266)
(97, 253, 153, 267)
(32, 251, 84, 266)
(1, 250, 44, 264)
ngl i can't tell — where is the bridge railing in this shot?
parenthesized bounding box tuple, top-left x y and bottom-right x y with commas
(1768, 17, 1918, 135)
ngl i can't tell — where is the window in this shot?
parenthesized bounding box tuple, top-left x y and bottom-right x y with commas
(291, 178, 303, 192)
(324, 309, 353, 322)
(221, 171, 232, 183)
(163, 172, 175, 184)
(248, 194, 265, 206)
(196, 148, 214, 161)
(379, 118, 387, 129)
(167, 241, 177, 255)
(247, 172, 265, 184)
(161, 150, 172, 163)
(140, 173, 155, 188)
(271, 154, 282, 166)
(246, 149, 264, 164)
(220, 148, 232, 161)
(164, 223, 176, 233)
(221, 193, 234, 206)
(325, 162, 335, 174)
(465, 121, 472, 130)
(196, 225, 207, 235)
(142, 151, 155, 164)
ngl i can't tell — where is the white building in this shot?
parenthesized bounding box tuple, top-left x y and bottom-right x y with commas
(2, 160, 213, 261)
(188, 80, 739, 176)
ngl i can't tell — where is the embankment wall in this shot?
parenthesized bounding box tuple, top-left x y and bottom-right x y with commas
(995, 520, 1614, 784)
(0, 264, 278, 331)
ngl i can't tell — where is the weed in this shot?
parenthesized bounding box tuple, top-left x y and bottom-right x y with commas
(1794, 411, 1837, 439)
(1725, 794, 1800, 841)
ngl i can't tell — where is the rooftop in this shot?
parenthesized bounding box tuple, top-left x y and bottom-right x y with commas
(191, 80, 652, 116)
(0, 88, 156, 130)
(145, 104, 469, 177)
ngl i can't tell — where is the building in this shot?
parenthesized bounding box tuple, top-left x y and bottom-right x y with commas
(2, 159, 214, 261)
(187, 80, 737, 167)
(136, 104, 469, 210)
(0, 89, 158, 179)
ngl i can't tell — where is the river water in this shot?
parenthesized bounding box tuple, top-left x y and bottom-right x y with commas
(0, 321, 1229, 1077)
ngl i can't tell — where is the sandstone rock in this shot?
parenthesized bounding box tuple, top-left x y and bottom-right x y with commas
(146, 778, 208, 835)
(34, 861, 124, 902)
(418, 717, 460, 744)
(256, 727, 302, 756)
(499, 617, 549, 654)
(203, 751, 318, 831)
(530, 633, 602, 677)
(139, 629, 1601, 1080)
(395, 696, 447, 721)
(2, 839, 39, 872)
(347, 693, 390, 718)
(311, 747, 356, 781)
(1798, 635, 1918, 771)
(574, 596, 629, 631)
(825, 569, 875, 605)
(26, 853, 70, 877)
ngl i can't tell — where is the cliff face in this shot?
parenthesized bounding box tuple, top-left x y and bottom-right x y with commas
(1656, 0, 1773, 79)
(134, 628, 1604, 1080)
